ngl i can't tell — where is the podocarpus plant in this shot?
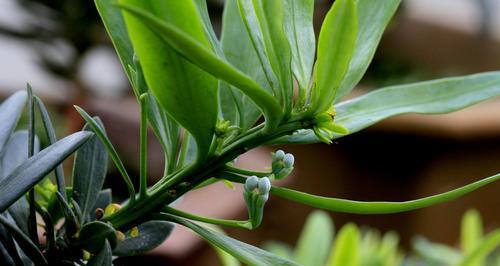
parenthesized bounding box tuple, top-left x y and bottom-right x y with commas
(1, 0, 500, 265)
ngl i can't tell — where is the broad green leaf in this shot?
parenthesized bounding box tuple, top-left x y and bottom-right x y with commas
(0, 91, 27, 153)
(459, 230, 500, 266)
(95, 0, 180, 173)
(334, 0, 401, 103)
(220, 0, 265, 129)
(283, 0, 315, 104)
(72, 119, 109, 223)
(120, 0, 217, 160)
(461, 210, 483, 255)
(35, 96, 66, 198)
(293, 210, 334, 266)
(118, 3, 283, 130)
(87, 240, 112, 266)
(270, 172, 500, 214)
(0, 215, 47, 266)
(413, 237, 462, 265)
(114, 220, 174, 256)
(273, 72, 500, 144)
(327, 223, 360, 266)
(75, 221, 117, 254)
(311, 0, 358, 114)
(159, 213, 300, 266)
(0, 132, 92, 213)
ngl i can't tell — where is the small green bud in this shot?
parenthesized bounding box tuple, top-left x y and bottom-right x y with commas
(283, 153, 295, 168)
(271, 150, 295, 180)
(244, 176, 259, 192)
(313, 108, 348, 144)
(258, 177, 271, 194)
(130, 226, 140, 238)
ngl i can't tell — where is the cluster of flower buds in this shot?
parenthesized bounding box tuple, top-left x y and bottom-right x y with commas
(271, 150, 295, 180)
(215, 119, 240, 152)
(243, 176, 271, 229)
(312, 107, 348, 144)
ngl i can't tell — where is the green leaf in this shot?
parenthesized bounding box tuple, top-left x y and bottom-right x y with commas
(327, 223, 360, 266)
(413, 236, 462, 265)
(311, 0, 358, 114)
(334, 0, 401, 102)
(1, 131, 39, 180)
(87, 239, 112, 266)
(72, 119, 109, 223)
(0, 221, 23, 266)
(75, 221, 117, 254)
(459, 230, 500, 266)
(274, 72, 500, 144)
(120, 0, 217, 160)
(113, 220, 173, 256)
(158, 213, 300, 266)
(0, 215, 47, 266)
(270, 172, 500, 214)
(293, 211, 334, 266)
(34, 96, 66, 199)
(461, 209, 483, 254)
(117, 2, 283, 131)
(74, 106, 135, 201)
(0, 132, 92, 213)
(95, 0, 180, 173)
(283, 0, 315, 104)
(55, 192, 79, 236)
(220, 0, 266, 130)
(0, 91, 27, 153)
(240, 0, 293, 114)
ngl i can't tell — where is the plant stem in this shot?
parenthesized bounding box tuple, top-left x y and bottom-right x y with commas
(162, 206, 252, 229)
(139, 93, 148, 199)
(223, 165, 270, 177)
(26, 84, 39, 247)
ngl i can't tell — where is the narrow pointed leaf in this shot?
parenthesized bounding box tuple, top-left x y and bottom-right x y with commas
(311, 0, 358, 114)
(459, 230, 500, 266)
(0, 222, 23, 266)
(1, 131, 39, 180)
(0, 215, 47, 266)
(461, 210, 483, 254)
(0, 132, 92, 212)
(120, 0, 217, 160)
(283, 0, 315, 101)
(35, 97, 67, 198)
(114, 220, 174, 256)
(334, 0, 401, 102)
(220, 0, 266, 129)
(72, 119, 109, 223)
(0, 91, 27, 153)
(293, 211, 333, 266)
(237, 0, 293, 114)
(118, 3, 283, 130)
(75, 106, 135, 200)
(158, 213, 300, 266)
(87, 240, 112, 266)
(274, 72, 500, 144)
(270, 173, 500, 214)
(327, 224, 359, 266)
(55, 192, 79, 235)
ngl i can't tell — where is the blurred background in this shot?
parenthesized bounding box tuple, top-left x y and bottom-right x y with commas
(1, 0, 500, 265)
